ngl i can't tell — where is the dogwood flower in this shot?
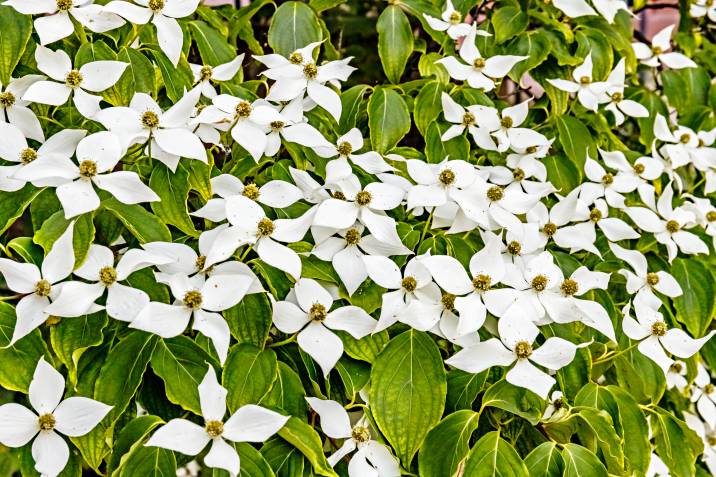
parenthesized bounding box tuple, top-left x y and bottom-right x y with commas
(691, 0, 716, 20)
(621, 300, 715, 375)
(44, 244, 171, 321)
(609, 242, 683, 305)
(0, 357, 112, 477)
(665, 361, 688, 390)
(653, 114, 700, 169)
(599, 149, 662, 208)
(558, 198, 639, 255)
(0, 75, 46, 141)
(602, 59, 649, 125)
(406, 159, 478, 213)
(0, 223, 77, 345)
(272, 279, 376, 375)
(190, 54, 244, 98)
(437, 23, 524, 91)
(4, 0, 125, 45)
(0, 122, 85, 192)
(542, 391, 567, 420)
(632, 25, 697, 69)
(146, 367, 288, 475)
(423, 0, 472, 39)
(526, 188, 591, 251)
(96, 89, 207, 170)
(313, 128, 394, 180)
(692, 365, 716, 424)
(256, 99, 328, 157)
(15, 131, 159, 218)
(473, 99, 548, 152)
(446, 313, 581, 398)
(506, 141, 554, 183)
(130, 273, 253, 364)
(547, 53, 608, 111)
(105, 0, 200, 65)
(439, 93, 490, 143)
(306, 397, 400, 476)
(683, 412, 716, 475)
(592, 0, 629, 22)
(22, 45, 127, 118)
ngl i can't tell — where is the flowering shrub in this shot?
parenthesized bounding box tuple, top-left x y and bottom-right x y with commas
(0, 0, 716, 475)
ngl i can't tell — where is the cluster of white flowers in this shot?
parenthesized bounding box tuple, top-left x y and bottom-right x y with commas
(0, 0, 715, 475)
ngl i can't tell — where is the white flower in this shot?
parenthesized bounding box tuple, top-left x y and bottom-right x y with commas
(691, 0, 716, 20)
(405, 159, 477, 215)
(272, 279, 376, 375)
(646, 452, 670, 477)
(579, 156, 635, 208)
(609, 242, 683, 305)
(559, 198, 639, 255)
(0, 75, 46, 141)
(446, 312, 581, 398)
(542, 391, 567, 420)
(0, 122, 85, 192)
(0, 357, 112, 477)
(599, 149, 662, 208)
(4, 0, 125, 45)
(257, 99, 328, 157)
(665, 360, 687, 390)
(15, 131, 159, 218)
(632, 25, 697, 69)
(506, 141, 553, 182)
(526, 188, 591, 251)
(591, 0, 629, 22)
(314, 128, 394, 180)
(683, 411, 716, 475)
(306, 397, 400, 476)
(146, 367, 288, 476)
(472, 99, 548, 152)
(621, 300, 715, 375)
(130, 273, 252, 364)
(96, 89, 207, 171)
(44, 244, 171, 321)
(256, 42, 355, 121)
(190, 54, 244, 98)
(0, 223, 79, 345)
(105, 0, 200, 65)
(547, 53, 609, 111)
(22, 45, 127, 118)
(692, 364, 716, 424)
(462, 175, 541, 230)
(436, 23, 523, 91)
(601, 60, 648, 125)
(653, 114, 699, 169)
(423, 0, 471, 39)
(439, 93, 493, 144)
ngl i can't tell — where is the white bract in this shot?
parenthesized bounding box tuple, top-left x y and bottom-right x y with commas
(548, 54, 609, 111)
(422, 0, 472, 39)
(0, 75, 47, 141)
(632, 25, 697, 69)
(190, 54, 244, 98)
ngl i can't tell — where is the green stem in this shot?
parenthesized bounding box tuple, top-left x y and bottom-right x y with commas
(268, 334, 296, 348)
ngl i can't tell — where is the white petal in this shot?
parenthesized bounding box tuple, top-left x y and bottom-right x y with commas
(34, 13, 74, 45)
(530, 337, 578, 370)
(661, 329, 716, 359)
(294, 278, 333, 312)
(272, 300, 309, 333)
(53, 397, 111, 437)
(307, 81, 341, 120)
(506, 360, 555, 399)
(193, 309, 231, 365)
(32, 430, 69, 477)
(445, 338, 515, 374)
(362, 255, 402, 289)
(0, 259, 40, 294)
(222, 405, 288, 443)
(255, 238, 301, 280)
(22, 81, 72, 106)
(152, 14, 183, 65)
(44, 282, 104, 318)
(297, 322, 343, 376)
(79, 61, 128, 92)
(29, 357, 65, 415)
(56, 179, 100, 218)
(305, 398, 351, 439)
(106, 284, 150, 322)
(146, 418, 209, 455)
(11, 295, 51, 346)
(259, 181, 302, 208)
(94, 171, 159, 204)
(34, 45, 71, 81)
(201, 274, 251, 311)
(313, 199, 359, 230)
(197, 366, 227, 422)
(325, 306, 376, 339)
(333, 246, 367, 296)
(0, 403, 38, 447)
(154, 128, 207, 163)
(421, 255, 473, 295)
(204, 438, 240, 475)
(129, 302, 191, 338)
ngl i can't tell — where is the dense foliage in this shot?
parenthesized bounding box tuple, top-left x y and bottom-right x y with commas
(0, 0, 715, 475)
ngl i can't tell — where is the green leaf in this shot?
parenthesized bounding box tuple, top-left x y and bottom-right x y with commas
(107, 415, 164, 475)
(267, 2, 322, 57)
(107, 47, 156, 106)
(50, 312, 108, 386)
(368, 86, 411, 154)
(481, 379, 544, 425)
(102, 197, 172, 243)
(225, 293, 272, 347)
(462, 431, 529, 476)
(650, 407, 703, 477)
(671, 257, 714, 336)
(492, 6, 528, 43)
(608, 386, 650, 476)
(261, 438, 311, 476)
(277, 417, 339, 477)
(190, 20, 236, 66)
(507, 30, 551, 83)
(414, 82, 447, 136)
(337, 329, 389, 363)
(151, 49, 194, 103)
(574, 407, 626, 474)
(0, 302, 50, 393)
(370, 330, 446, 466)
(223, 343, 278, 412)
(377, 6, 414, 84)
(418, 410, 480, 477)
(151, 336, 217, 415)
(0, 5, 33, 85)
(524, 442, 564, 476)
(338, 84, 370, 134)
(562, 443, 609, 477)
(33, 210, 95, 266)
(0, 185, 43, 236)
(149, 163, 199, 237)
(118, 445, 176, 477)
(556, 115, 593, 172)
(263, 362, 307, 418)
(212, 443, 276, 477)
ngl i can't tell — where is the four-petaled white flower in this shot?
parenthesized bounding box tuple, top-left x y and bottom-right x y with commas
(190, 54, 244, 98)
(547, 53, 608, 111)
(423, 0, 471, 39)
(0, 75, 47, 141)
(601, 59, 649, 125)
(632, 25, 697, 69)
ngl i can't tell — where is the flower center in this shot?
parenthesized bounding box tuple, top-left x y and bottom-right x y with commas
(199, 65, 213, 82)
(706, 383, 715, 394)
(707, 211, 716, 222)
(351, 425, 371, 443)
(512, 168, 525, 181)
(235, 101, 252, 119)
(601, 173, 613, 185)
(38, 413, 56, 431)
(633, 163, 645, 174)
(256, 218, 275, 237)
(56, 0, 73, 12)
(543, 223, 557, 237)
(646, 272, 660, 286)
(0, 91, 15, 108)
(448, 10, 461, 24)
(560, 278, 579, 296)
(553, 397, 564, 409)
(270, 121, 284, 131)
(402, 276, 417, 292)
(500, 116, 513, 128)
(462, 112, 475, 126)
(699, 138, 706, 147)
(65, 70, 83, 89)
(35, 279, 51, 297)
(531, 274, 548, 292)
(589, 208, 602, 222)
(99, 266, 117, 286)
(183, 290, 203, 310)
(709, 436, 716, 447)
(309, 303, 327, 322)
(669, 362, 683, 373)
(148, 0, 164, 12)
(303, 62, 318, 80)
(355, 190, 372, 206)
(242, 183, 260, 200)
(345, 228, 361, 245)
(611, 91, 623, 102)
(472, 58, 486, 69)
(289, 52, 304, 65)
(472, 274, 491, 292)
(514, 341, 532, 359)
(205, 420, 224, 438)
(651, 321, 667, 337)
(439, 169, 455, 186)
(195, 255, 206, 272)
(141, 111, 159, 129)
(20, 148, 38, 164)
(679, 133, 691, 144)
(441, 293, 456, 312)
(79, 160, 97, 178)
(579, 76, 591, 85)
(506, 240, 521, 255)
(665, 220, 680, 233)
(652, 46, 663, 55)
(332, 191, 346, 200)
(486, 186, 504, 202)
(525, 145, 538, 154)
(337, 141, 353, 156)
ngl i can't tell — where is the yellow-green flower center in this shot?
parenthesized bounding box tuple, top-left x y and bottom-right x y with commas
(309, 303, 327, 322)
(601, 173, 613, 185)
(651, 321, 667, 337)
(257, 218, 274, 237)
(35, 279, 51, 297)
(560, 278, 578, 296)
(242, 183, 260, 200)
(56, 0, 73, 12)
(402, 276, 417, 292)
(439, 169, 455, 186)
(579, 76, 591, 85)
(646, 272, 660, 286)
(507, 241, 521, 255)
(141, 111, 160, 129)
(448, 11, 461, 24)
(531, 274, 548, 292)
(500, 116, 513, 128)
(303, 62, 318, 79)
(355, 190, 372, 206)
(589, 208, 602, 222)
(148, 0, 164, 12)
(441, 293, 456, 312)
(543, 222, 557, 237)
(611, 91, 623, 102)
(352, 425, 371, 443)
(99, 266, 117, 286)
(680, 133, 691, 144)
(486, 186, 504, 202)
(199, 65, 213, 82)
(515, 341, 533, 359)
(38, 413, 56, 431)
(270, 121, 284, 131)
(665, 220, 680, 233)
(707, 211, 716, 222)
(205, 420, 224, 438)
(65, 70, 83, 89)
(345, 228, 361, 245)
(0, 91, 15, 108)
(20, 148, 38, 165)
(633, 163, 645, 174)
(337, 141, 353, 156)
(512, 168, 525, 181)
(289, 52, 304, 65)
(235, 101, 252, 119)
(78, 160, 97, 178)
(472, 58, 486, 69)
(462, 112, 475, 126)
(183, 290, 203, 310)
(472, 274, 491, 292)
